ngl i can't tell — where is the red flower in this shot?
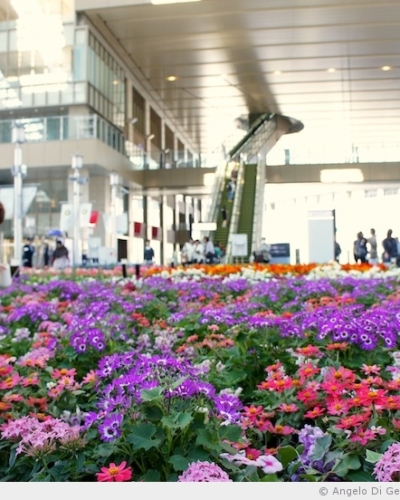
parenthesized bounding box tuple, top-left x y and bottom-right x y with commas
(304, 406, 325, 419)
(96, 461, 133, 482)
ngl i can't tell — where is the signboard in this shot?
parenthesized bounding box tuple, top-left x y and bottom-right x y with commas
(308, 209, 335, 263)
(269, 243, 291, 264)
(231, 233, 248, 257)
(270, 243, 290, 258)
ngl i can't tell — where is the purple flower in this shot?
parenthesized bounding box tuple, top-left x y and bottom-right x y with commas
(98, 413, 123, 442)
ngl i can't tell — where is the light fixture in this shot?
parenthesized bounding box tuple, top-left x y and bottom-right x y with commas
(327, 68, 336, 73)
(273, 70, 282, 75)
(147, 134, 155, 141)
(130, 117, 138, 124)
(166, 75, 177, 81)
(152, 0, 201, 4)
(113, 79, 119, 85)
(381, 65, 392, 71)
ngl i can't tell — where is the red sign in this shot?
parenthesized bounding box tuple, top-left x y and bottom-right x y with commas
(89, 211, 99, 225)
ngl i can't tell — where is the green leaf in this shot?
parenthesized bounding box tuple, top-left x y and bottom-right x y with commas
(332, 458, 349, 478)
(195, 429, 215, 448)
(187, 447, 210, 462)
(219, 425, 243, 443)
(260, 473, 279, 482)
(142, 469, 161, 482)
(277, 445, 298, 468)
(140, 387, 163, 402)
(311, 434, 332, 461)
(143, 404, 164, 422)
(366, 450, 382, 464)
(126, 423, 162, 451)
(169, 455, 190, 472)
(176, 412, 193, 429)
(95, 444, 115, 458)
(342, 454, 361, 471)
(347, 470, 375, 482)
(8, 448, 17, 469)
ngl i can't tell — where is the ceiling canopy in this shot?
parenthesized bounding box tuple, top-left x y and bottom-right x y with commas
(77, 0, 400, 160)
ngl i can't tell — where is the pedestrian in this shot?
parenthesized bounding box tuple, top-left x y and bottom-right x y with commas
(52, 240, 69, 269)
(221, 206, 228, 228)
(367, 228, 378, 265)
(22, 238, 35, 267)
(143, 239, 155, 265)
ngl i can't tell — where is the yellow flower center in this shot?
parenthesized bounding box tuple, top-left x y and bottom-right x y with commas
(108, 467, 119, 476)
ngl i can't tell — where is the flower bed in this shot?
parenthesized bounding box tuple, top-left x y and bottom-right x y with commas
(1, 265, 400, 481)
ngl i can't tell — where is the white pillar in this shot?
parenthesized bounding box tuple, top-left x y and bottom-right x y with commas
(71, 154, 83, 266)
(11, 125, 26, 265)
(110, 173, 120, 263)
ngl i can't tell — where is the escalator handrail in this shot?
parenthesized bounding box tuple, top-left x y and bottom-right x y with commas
(228, 112, 275, 159)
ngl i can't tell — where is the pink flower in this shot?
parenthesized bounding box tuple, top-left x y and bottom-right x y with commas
(374, 443, 400, 482)
(96, 461, 133, 482)
(256, 455, 283, 474)
(178, 461, 231, 482)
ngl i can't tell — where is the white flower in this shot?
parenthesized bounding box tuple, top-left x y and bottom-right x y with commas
(256, 455, 283, 474)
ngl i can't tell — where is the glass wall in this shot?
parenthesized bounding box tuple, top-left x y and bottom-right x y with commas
(0, 114, 126, 154)
(0, 1, 78, 110)
(87, 31, 125, 129)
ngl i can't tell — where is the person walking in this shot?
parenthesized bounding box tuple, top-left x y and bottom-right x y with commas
(143, 239, 155, 265)
(52, 240, 69, 269)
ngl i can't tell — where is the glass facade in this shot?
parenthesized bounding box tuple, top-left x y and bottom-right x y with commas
(87, 31, 125, 128)
(0, 114, 126, 154)
(0, 3, 125, 130)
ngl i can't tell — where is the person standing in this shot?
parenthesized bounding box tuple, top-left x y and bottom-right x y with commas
(52, 240, 69, 269)
(181, 238, 194, 265)
(382, 229, 398, 265)
(221, 206, 228, 228)
(334, 237, 342, 263)
(192, 239, 205, 263)
(367, 228, 378, 265)
(203, 236, 215, 263)
(353, 231, 368, 264)
(22, 238, 35, 267)
(143, 239, 155, 265)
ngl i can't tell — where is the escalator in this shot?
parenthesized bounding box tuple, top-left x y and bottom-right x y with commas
(212, 177, 231, 253)
(236, 164, 258, 260)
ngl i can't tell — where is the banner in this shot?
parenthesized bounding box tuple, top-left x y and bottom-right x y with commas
(79, 203, 92, 228)
(59, 204, 73, 232)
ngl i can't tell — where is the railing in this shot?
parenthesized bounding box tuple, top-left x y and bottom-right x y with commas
(0, 114, 126, 155)
(205, 161, 227, 228)
(225, 156, 245, 262)
(267, 142, 400, 166)
(252, 152, 266, 255)
(229, 113, 275, 161)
